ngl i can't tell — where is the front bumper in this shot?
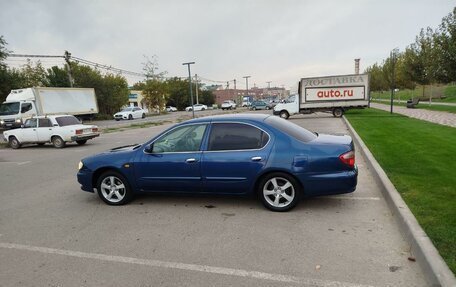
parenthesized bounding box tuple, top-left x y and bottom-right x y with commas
(77, 168, 95, 193)
(272, 110, 280, 115)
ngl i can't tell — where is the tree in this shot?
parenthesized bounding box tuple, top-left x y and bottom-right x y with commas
(20, 59, 48, 87)
(166, 77, 191, 110)
(0, 35, 9, 69)
(46, 66, 71, 87)
(142, 55, 167, 80)
(433, 7, 456, 82)
(143, 79, 168, 113)
(199, 90, 215, 105)
(365, 63, 387, 92)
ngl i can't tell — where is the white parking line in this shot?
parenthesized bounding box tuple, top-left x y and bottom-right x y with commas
(0, 161, 31, 166)
(0, 242, 373, 287)
(325, 196, 380, 201)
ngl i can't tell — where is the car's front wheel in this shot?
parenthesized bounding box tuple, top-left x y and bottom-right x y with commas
(9, 136, 21, 149)
(258, 173, 300, 212)
(142, 113, 146, 119)
(128, 114, 133, 120)
(52, 136, 66, 148)
(279, 110, 289, 119)
(96, 171, 133, 205)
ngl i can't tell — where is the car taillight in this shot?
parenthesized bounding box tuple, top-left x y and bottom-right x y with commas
(92, 127, 98, 132)
(75, 129, 83, 135)
(339, 151, 355, 168)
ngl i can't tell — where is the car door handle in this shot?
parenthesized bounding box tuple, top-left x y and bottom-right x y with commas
(186, 158, 197, 163)
(251, 156, 262, 161)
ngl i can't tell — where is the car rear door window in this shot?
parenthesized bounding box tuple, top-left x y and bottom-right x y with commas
(38, 118, 52, 127)
(208, 123, 269, 151)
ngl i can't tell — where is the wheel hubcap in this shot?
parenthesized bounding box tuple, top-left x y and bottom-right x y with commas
(263, 177, 295, 208)
(100, 176, 126, 203)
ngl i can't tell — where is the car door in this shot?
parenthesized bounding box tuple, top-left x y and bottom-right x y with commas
(201, 122, 272, 194)
(134, 107, 141, 118)
(36, 118, 54, 142)
(134, 123, 208, 192)
(19, 118, 38, 143)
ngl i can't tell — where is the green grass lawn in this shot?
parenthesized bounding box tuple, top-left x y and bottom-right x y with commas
(371, 99, 456, 114)
(372, 85, 456, 103)
(345, 108, 456, 274)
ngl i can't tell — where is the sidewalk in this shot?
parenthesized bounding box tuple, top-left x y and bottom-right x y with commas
(375, 98, 456, 107)
(370, 103, 456, 128)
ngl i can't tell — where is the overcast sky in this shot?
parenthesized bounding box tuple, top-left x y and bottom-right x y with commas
(1, 0, 454, 91)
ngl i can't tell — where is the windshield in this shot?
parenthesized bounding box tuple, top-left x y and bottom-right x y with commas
(0, 102, 20, 116)
(286, 95, 296, 103)
(121, 108, 133, 112)
(55, 116, 81, 126)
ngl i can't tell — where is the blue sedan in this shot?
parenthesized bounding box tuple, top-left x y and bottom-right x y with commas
(77, 114, 357, 211)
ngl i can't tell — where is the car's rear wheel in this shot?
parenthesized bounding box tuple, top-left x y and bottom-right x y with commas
(332, 108, 344, 117)
(9, 136, 21, 149)
(258, 173, 300, 212)
(52, 136, 66, 148)
(252, 106, 256, 110)
(97, 171, 133, 205)
(76, 140, 87, 145)
(128, 114, 133, 120)
(279, 110, 289, 119)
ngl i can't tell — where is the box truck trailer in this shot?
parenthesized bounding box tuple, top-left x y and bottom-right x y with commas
(273, 73, 369, 119)
(0, 87, 99, 129)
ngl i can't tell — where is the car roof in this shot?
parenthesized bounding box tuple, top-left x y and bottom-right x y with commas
(184, 113, 271, 124)
(28, 115, 74, 119)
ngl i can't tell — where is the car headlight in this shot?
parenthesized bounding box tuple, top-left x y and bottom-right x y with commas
(15, 119, 22, 123)
(0, 120, 4, 125)
(78, 161, 84, 170)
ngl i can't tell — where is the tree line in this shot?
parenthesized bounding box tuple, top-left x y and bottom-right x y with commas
(366, 7, 455, 97)
(0, 39, 214, 116)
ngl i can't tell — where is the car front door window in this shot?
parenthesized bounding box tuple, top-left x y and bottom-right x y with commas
(153, 124, 207, 153)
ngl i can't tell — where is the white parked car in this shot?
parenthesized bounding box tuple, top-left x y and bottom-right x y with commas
(2, 115, 100, 149)
(114, 107, 146, 121)
(166, 106, 177, 112)
(185, 104, 207, 112)
(221, 100, 237, 110)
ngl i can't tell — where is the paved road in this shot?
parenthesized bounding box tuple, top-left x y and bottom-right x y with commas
(371, 102, 456, 128)
(0, 111, 427, 286)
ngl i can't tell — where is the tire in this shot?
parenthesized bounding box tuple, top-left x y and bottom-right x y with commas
(9, 136, 21, 149)
(252, 107, 256, 111)
(96, 171, 133, 205)
(142, 113, 146, 119)
(258, 172, 300, 212)
(202, 108, 206, 111)
(279, 110, 289, 119)
(115, 118, 120, 121)
(128, 114, 133, 120)
(52, 136, 66, 148)
(332, 108, 344, 118)
(76, 140, 87, 145)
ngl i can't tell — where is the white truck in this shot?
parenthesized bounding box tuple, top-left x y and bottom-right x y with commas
(273, 73, 369, 119)
(0, 87, 99, 129)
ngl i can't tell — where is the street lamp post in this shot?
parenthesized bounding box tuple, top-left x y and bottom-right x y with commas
(243, 76, 251, 104)
(390, 48, 399, 114)
(182, 62, 195, 118)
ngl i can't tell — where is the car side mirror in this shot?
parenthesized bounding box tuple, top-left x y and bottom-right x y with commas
(144, 143, 154, 153)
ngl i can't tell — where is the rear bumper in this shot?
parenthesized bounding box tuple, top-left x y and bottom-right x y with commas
(71, 133, 100, 141)
(297, 168, 358, 197)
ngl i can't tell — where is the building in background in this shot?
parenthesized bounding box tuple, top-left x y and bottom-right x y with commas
(212, 86, 289, 105)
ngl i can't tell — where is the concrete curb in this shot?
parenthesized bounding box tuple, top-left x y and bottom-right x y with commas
(342, 116, 456, 287)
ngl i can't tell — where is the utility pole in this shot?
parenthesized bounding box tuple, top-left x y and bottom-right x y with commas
(183, 62, 195, 118)
(390, 48, 398, 114)
(234, 79, 238, 104)
(194, 74, 199, 104)
(64, 50, 74, 87)
(266, 81, 271, 89)
(243, 76, 251, 103)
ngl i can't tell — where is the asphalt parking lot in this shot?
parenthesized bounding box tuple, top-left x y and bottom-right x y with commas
(0, 111, 427, 286)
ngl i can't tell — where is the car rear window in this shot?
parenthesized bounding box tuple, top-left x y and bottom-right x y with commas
(265, 116, 317, 143)
(55, 116, 80, 126)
